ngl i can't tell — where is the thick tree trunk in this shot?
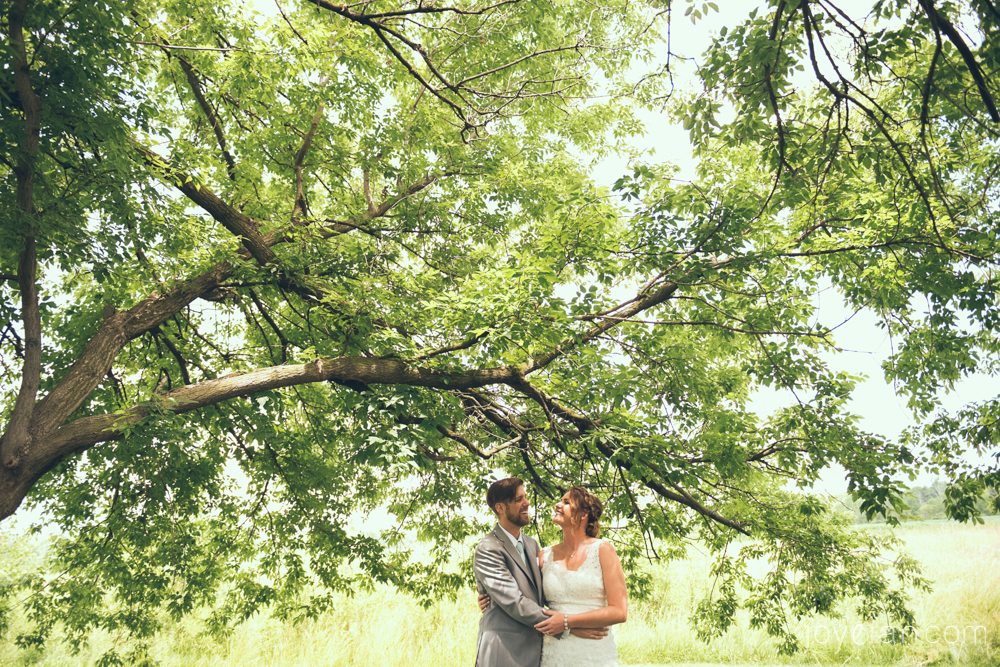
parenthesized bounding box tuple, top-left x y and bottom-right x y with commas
(0, 263, 232, 522)
(0, 455, 52, 522)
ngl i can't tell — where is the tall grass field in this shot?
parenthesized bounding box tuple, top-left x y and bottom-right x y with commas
(1, 518, 997, 667)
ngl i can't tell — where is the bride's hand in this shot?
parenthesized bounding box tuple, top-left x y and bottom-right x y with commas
(477, 593, 490, 612)
(534, 609, 565, 636)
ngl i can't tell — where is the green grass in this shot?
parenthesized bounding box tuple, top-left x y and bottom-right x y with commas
(2, 518, 998, 667)
(616, 518, 1000, 666)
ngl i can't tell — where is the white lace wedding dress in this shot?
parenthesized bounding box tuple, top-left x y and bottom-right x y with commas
(540, 539, 619, 667)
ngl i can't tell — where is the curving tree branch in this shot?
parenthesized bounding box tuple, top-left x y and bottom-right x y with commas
(2, 0, 44, 470)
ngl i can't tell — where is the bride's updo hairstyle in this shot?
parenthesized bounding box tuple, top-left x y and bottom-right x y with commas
(568, 485, 603, 538)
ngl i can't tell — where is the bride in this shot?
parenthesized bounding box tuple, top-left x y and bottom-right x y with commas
(534, 485, 627, 666)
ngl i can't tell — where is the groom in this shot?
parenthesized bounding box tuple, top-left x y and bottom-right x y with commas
(473, 477, 606, 666)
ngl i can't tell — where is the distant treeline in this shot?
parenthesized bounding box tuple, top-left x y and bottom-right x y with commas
(837, 481, 999, 523)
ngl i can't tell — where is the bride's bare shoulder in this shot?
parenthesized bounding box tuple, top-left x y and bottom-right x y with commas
(597, 539, 621, 563)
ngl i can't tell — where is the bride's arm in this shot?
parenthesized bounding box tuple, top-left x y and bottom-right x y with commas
(534, 541, 628, 634)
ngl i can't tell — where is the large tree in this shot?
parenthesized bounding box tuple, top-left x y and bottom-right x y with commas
(1, 0, 997, 660)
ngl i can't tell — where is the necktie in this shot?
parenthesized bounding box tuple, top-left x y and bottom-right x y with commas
(515, 540, 527, 567)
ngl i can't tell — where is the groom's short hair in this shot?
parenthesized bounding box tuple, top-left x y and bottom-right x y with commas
(486, 477, 524, 515)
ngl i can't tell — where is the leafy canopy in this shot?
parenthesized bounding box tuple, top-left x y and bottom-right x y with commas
(1, 0, 998, 661)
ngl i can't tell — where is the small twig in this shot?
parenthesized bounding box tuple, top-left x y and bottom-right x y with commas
(274, 0, 309, 45)
(130, 40, 246, 52)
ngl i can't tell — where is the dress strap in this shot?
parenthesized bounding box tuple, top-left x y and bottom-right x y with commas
(583, 539, 603, 568)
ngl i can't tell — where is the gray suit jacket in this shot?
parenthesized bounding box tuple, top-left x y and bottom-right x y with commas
(474, 524, 549, 667)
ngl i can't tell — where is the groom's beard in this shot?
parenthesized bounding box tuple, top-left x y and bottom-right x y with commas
(505, 505, 531, 527)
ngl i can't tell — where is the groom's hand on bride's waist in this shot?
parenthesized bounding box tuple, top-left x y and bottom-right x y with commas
(571, 627, 610, 640)
(476, 593, 606, 639)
